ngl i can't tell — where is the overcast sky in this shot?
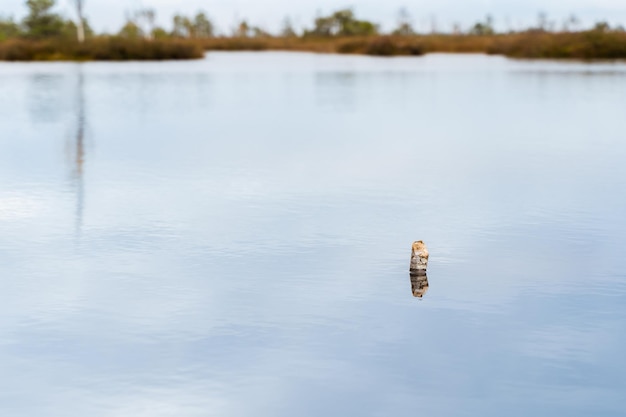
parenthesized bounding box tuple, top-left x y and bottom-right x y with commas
(2, 0, 626, 34)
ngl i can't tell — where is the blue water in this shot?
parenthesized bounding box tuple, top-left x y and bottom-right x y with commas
(0, 52, 625, 416)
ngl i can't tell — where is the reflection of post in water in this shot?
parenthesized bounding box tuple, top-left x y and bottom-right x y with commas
(315, 72, 357, 110)
(410, 271, 429, 298)
(72, 66, 86, 236)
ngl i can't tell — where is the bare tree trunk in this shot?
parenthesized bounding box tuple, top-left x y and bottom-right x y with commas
(75, 0, 85, 43)
(141, 9, 156, 40)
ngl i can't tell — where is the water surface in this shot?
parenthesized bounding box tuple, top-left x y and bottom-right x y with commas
(1, 52, 625, 416)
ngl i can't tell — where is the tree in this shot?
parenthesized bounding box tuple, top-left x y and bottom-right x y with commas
(152, 27, 169, 39)
(393, 7, 415, 35)
(118, 20, 143, 39)
(251, 26, 270, 38)
(562, 14, 580, 32)
(62, 18, 93, 40)
(171, 13, 213, 38)
(172, 14, 190, 37)
(469, 15, 495, 35)
(333, 9, 354, 33)
(23, 0, 64, 38)
(193, 12, 214, 38)
(537, 12, 548, 32)
(235, 20, 250, 37)
(136, 8, 155, 39)
(593, 21, 611, 33)
(281, 17, 297, 37)
(71, 0, 85, 42)
(310, 15, 334, 36)
(333, 9, 378, 36)
(0, 16, 21, 40)
(306, 9, 378, 37)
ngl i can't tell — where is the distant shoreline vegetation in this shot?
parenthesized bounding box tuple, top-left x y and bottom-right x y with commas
(0, 38, 203, 61)
(1, 1, 626, 61)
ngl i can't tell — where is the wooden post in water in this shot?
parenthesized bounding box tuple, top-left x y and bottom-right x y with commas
(410, 241, 429, 273)
(409, 241, 429, 298)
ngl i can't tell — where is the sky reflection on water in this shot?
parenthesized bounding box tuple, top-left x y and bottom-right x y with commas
(0, 53, 625, 417)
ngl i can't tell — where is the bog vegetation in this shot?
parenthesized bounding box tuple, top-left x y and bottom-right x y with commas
(1, 0, 626, 60)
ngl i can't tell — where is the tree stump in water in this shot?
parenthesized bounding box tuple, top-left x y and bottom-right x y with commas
(410, 240, 429, 273)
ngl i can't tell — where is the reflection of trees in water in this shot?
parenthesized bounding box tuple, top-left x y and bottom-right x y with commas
(410, 272, 429, 298)
(29, 66, 88, 236)
(315, 72, 356, 110)
(28, 74, 66, 123)
(70, 66, 86, 237)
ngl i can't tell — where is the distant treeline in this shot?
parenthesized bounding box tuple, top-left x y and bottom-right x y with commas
(1, 0, 626, 60)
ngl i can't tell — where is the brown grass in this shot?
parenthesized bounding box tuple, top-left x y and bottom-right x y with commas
(197, 35, 494, 56)
(199, 33, 626, 59)
(487, 31, 626, 59)
(2, 31, 626, 61)
(0, 38, 203, 61)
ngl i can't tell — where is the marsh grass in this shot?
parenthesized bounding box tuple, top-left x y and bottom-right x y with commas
(197, 35, 491, 56)
(200, 32, 626, 59)
(0, 38, 203, 61)
(487, 31, 626, 59)
(1, 31, 625, 61)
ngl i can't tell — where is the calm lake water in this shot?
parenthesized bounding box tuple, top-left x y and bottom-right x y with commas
(1, 52, 625, 416)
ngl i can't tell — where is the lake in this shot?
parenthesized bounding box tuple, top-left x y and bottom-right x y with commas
(0, 52, 625, 416)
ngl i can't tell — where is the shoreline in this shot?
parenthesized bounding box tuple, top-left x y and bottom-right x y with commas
(1, 31, 626, 62)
